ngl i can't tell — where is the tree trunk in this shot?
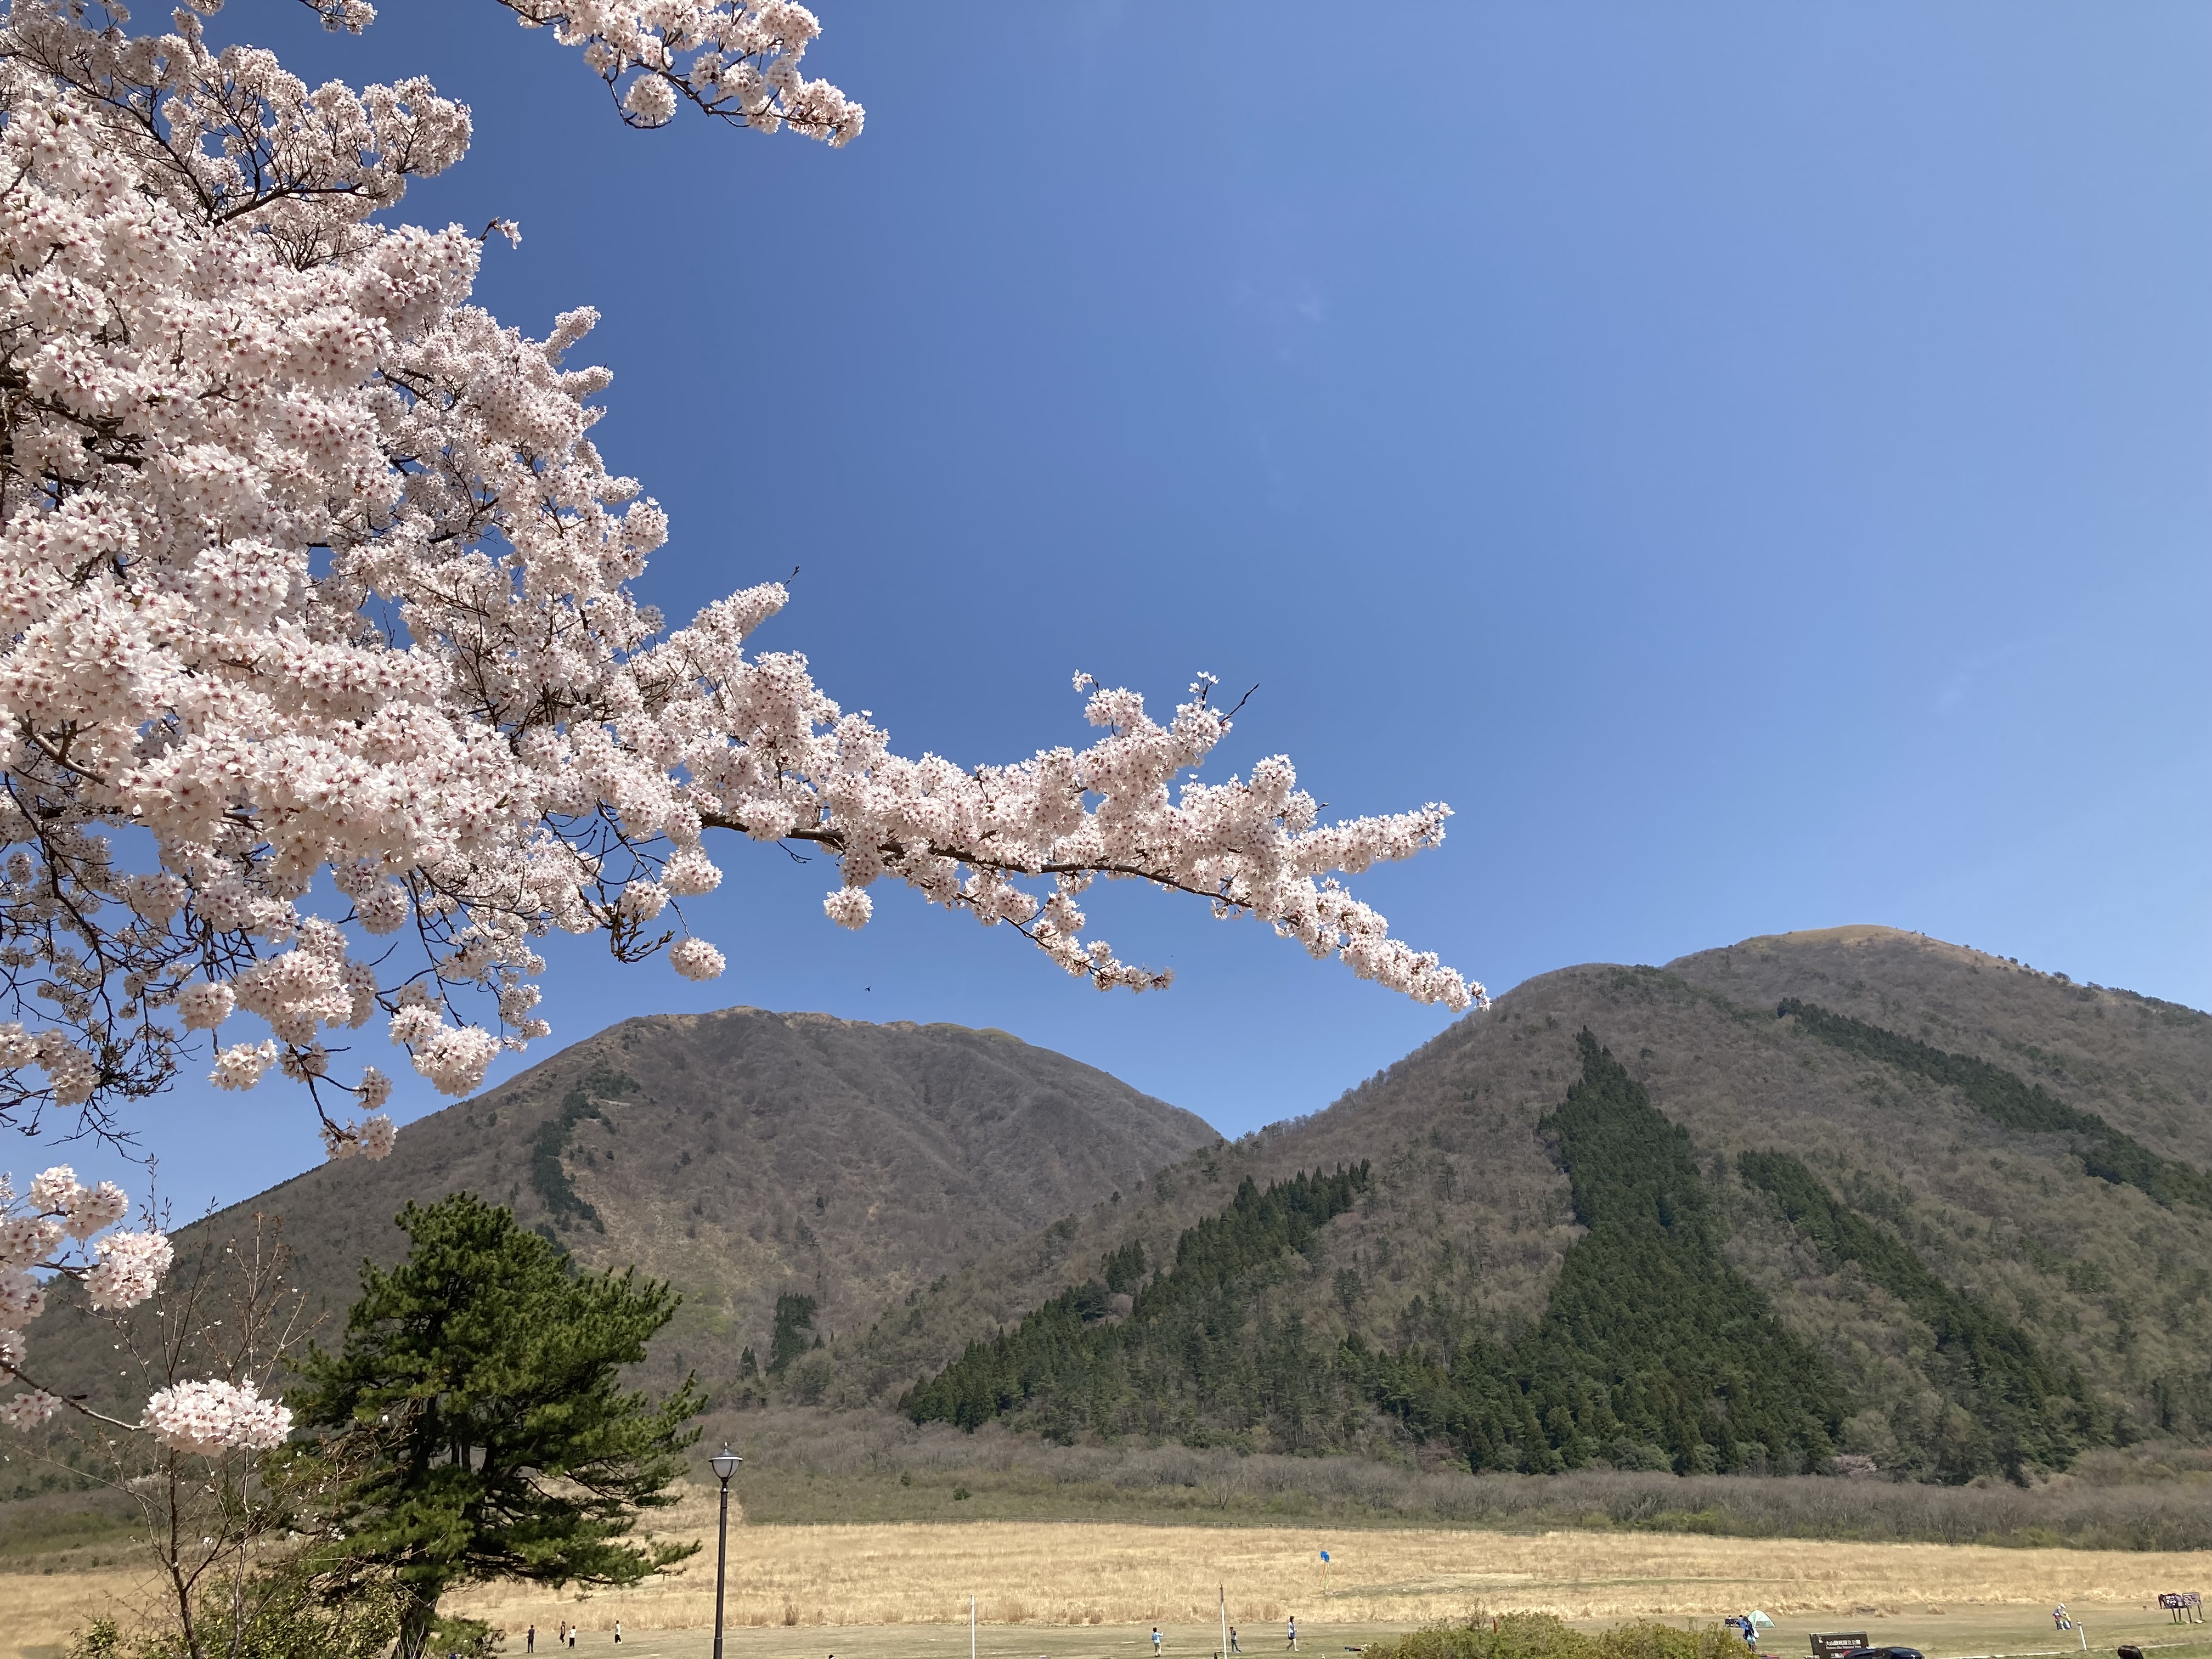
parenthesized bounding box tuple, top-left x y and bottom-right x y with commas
(396, 1589, 441, 1659)
(168, 1559, 204, 1659)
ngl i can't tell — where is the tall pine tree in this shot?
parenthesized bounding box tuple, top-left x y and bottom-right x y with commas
(290, 1194, 703, 1659)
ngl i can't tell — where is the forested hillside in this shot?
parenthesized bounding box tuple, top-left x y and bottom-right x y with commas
(909, 1040, 1853, 1474)
(904, 1164, 1367, 1442)
(18, 1007, 1216, 1452)
(1357, 1033, 1850, 1474)
(840, 928, 2212, 1483)
(1776, 996, 2212, 1211)
(1737, 1148, 2103, 1478)
(26, 924, 2212, 1498)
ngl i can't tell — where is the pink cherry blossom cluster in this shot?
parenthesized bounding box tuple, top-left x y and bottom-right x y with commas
(140, 1376, 294, 1454)
(0, 1387, 57, 1426)
(0, 1164, 284, 1452)
(489, 0, 862, 142)
(297, 0, 381, 32)
(82, 1226, 176, 1311)
(0, 0, 1476, 1164)
(0, 1164, 174, 1426)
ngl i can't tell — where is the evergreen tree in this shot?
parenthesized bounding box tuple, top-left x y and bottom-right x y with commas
(290, 1194, 703, 1659)
(768, 1292, 819, 1374)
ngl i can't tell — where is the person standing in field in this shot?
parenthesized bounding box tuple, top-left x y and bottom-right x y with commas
(1288, 1617, 1298, 1651)
(1154, 1628, 1163, 1656)
(527, 1628, 535, 1654)
(1231, 1629, 1242, 1653)
(614, 1622, 623, 1645)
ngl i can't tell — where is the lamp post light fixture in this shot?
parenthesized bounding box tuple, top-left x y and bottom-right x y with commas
(710, 1443, 742, 1659)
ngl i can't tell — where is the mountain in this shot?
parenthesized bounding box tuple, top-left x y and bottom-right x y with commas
(29, 924, 2212, 1494)
(848, 927, 2212, 1483)
(24, 1007, 1217, 1424)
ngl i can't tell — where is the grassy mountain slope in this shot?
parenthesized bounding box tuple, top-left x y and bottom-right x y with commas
(1669, 926, 2212, 1165)
(837, 928, 2212, 1480)
(24, 1007, 1215, 1426)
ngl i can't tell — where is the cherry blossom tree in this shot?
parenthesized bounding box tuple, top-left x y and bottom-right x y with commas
(0, 0, 1480, 1448)
(18, 1211, 321, 1658)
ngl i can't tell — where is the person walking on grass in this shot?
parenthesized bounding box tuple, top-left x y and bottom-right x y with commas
(527, 1628, 535, 1654)
(1154, 1627, 1164, 1657)
(1231, 1628, 1242, 1654)
(1287, 1617, 1298, 1651)
(614, 1622, 623, 1645)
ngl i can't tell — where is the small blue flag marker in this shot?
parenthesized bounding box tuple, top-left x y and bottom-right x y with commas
(1319, 1551, 1330, 1562)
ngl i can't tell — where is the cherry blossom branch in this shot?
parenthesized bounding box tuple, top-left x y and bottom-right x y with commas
(486, 1, 862, 141)
(0, 1167, 292, 1449)
(0, 0, 1474, 1165)
(0, 1362, 137, 1432)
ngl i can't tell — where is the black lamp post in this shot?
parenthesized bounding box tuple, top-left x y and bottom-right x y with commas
(709, 1443, 742, 1659)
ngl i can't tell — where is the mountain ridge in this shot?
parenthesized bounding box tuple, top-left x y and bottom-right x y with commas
(19, 1004, 1217, 1432)
(24, 923, 2212, 1496)
(839, 927, 2212, 1481)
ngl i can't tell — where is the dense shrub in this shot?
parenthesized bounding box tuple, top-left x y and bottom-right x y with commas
(725, 1402, 2212, 1550)
(1366, 1614, 1741, 1659)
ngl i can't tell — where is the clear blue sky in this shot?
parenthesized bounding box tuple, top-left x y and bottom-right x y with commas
(45, 2, 2212, 1217)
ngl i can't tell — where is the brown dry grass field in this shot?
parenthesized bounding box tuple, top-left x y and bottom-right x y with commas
(7, 1491, 2212, 1659)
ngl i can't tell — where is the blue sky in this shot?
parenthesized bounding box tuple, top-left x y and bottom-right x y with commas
(39, 2, 2212, 1217)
